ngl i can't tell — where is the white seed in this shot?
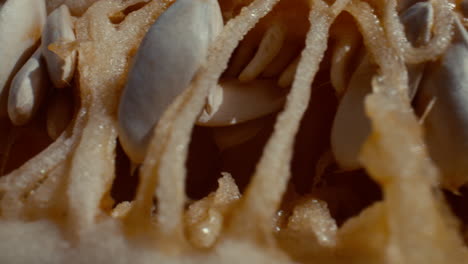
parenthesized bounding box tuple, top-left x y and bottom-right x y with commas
(46, 90, 74, 140)
(197, 79, 285, 127)
(238, 22, 287, 82)
(7, 48, 49, 126)
(415, 17, 468, 190)
(118, 0, 224, 163)
(42, 4, 77, 88)
(331, 55, 375, 170)
(0, 0, 46, 117)
(402, 2, 434, 99)
(212, 117, 267, 151)
(401, 2, 433, 47)
(262, 44, 300, 78)
(278, 55, 300, 88)
(224, 32, 259, 78)
(331, 2, 433, 170)
(397, 0, 421, 12)
(330, 25, 360, 97)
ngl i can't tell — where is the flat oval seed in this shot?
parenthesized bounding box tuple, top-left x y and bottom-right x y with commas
(238, 21, 287, 82)
(401, 1, 433, 99)
(197, 79, 285, 126)
(7, 48, 49, 126)
(262, 43, 300, 78)
(212, 117, 267, 151)
(278, 55, 300, 88)
(0, 0, 46, 117)
(330, 24, 361, 97)
(42, 4, 77, 88)
(118, 0, 223, 163)
(331, 2, 433, 170)
(415, 17, 468, 190)
(331, 55, 375, 170)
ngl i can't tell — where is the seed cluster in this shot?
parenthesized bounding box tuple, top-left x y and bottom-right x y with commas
(1, 0, 468, 263)
(0, 0, 75, 136)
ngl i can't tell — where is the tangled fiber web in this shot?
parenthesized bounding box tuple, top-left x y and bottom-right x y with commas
(0, 0, 467, 263)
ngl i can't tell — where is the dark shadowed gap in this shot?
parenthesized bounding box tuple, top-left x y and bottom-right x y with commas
(287, 36, 382, 226)
(110, 140, 139, 204)
(289, 66, 337, 195)
(185, 126, 223, 200)
(1, 99, 53, 176)
(444, 187, 468, 245)
(311, 168, 382, 226)
(286, 67, 382, 226)
(184, 115, 277, 200)
(219, 114, 277, 193)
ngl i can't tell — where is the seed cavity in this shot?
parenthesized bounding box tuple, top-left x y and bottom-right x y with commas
(331, 2, 433, 170)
